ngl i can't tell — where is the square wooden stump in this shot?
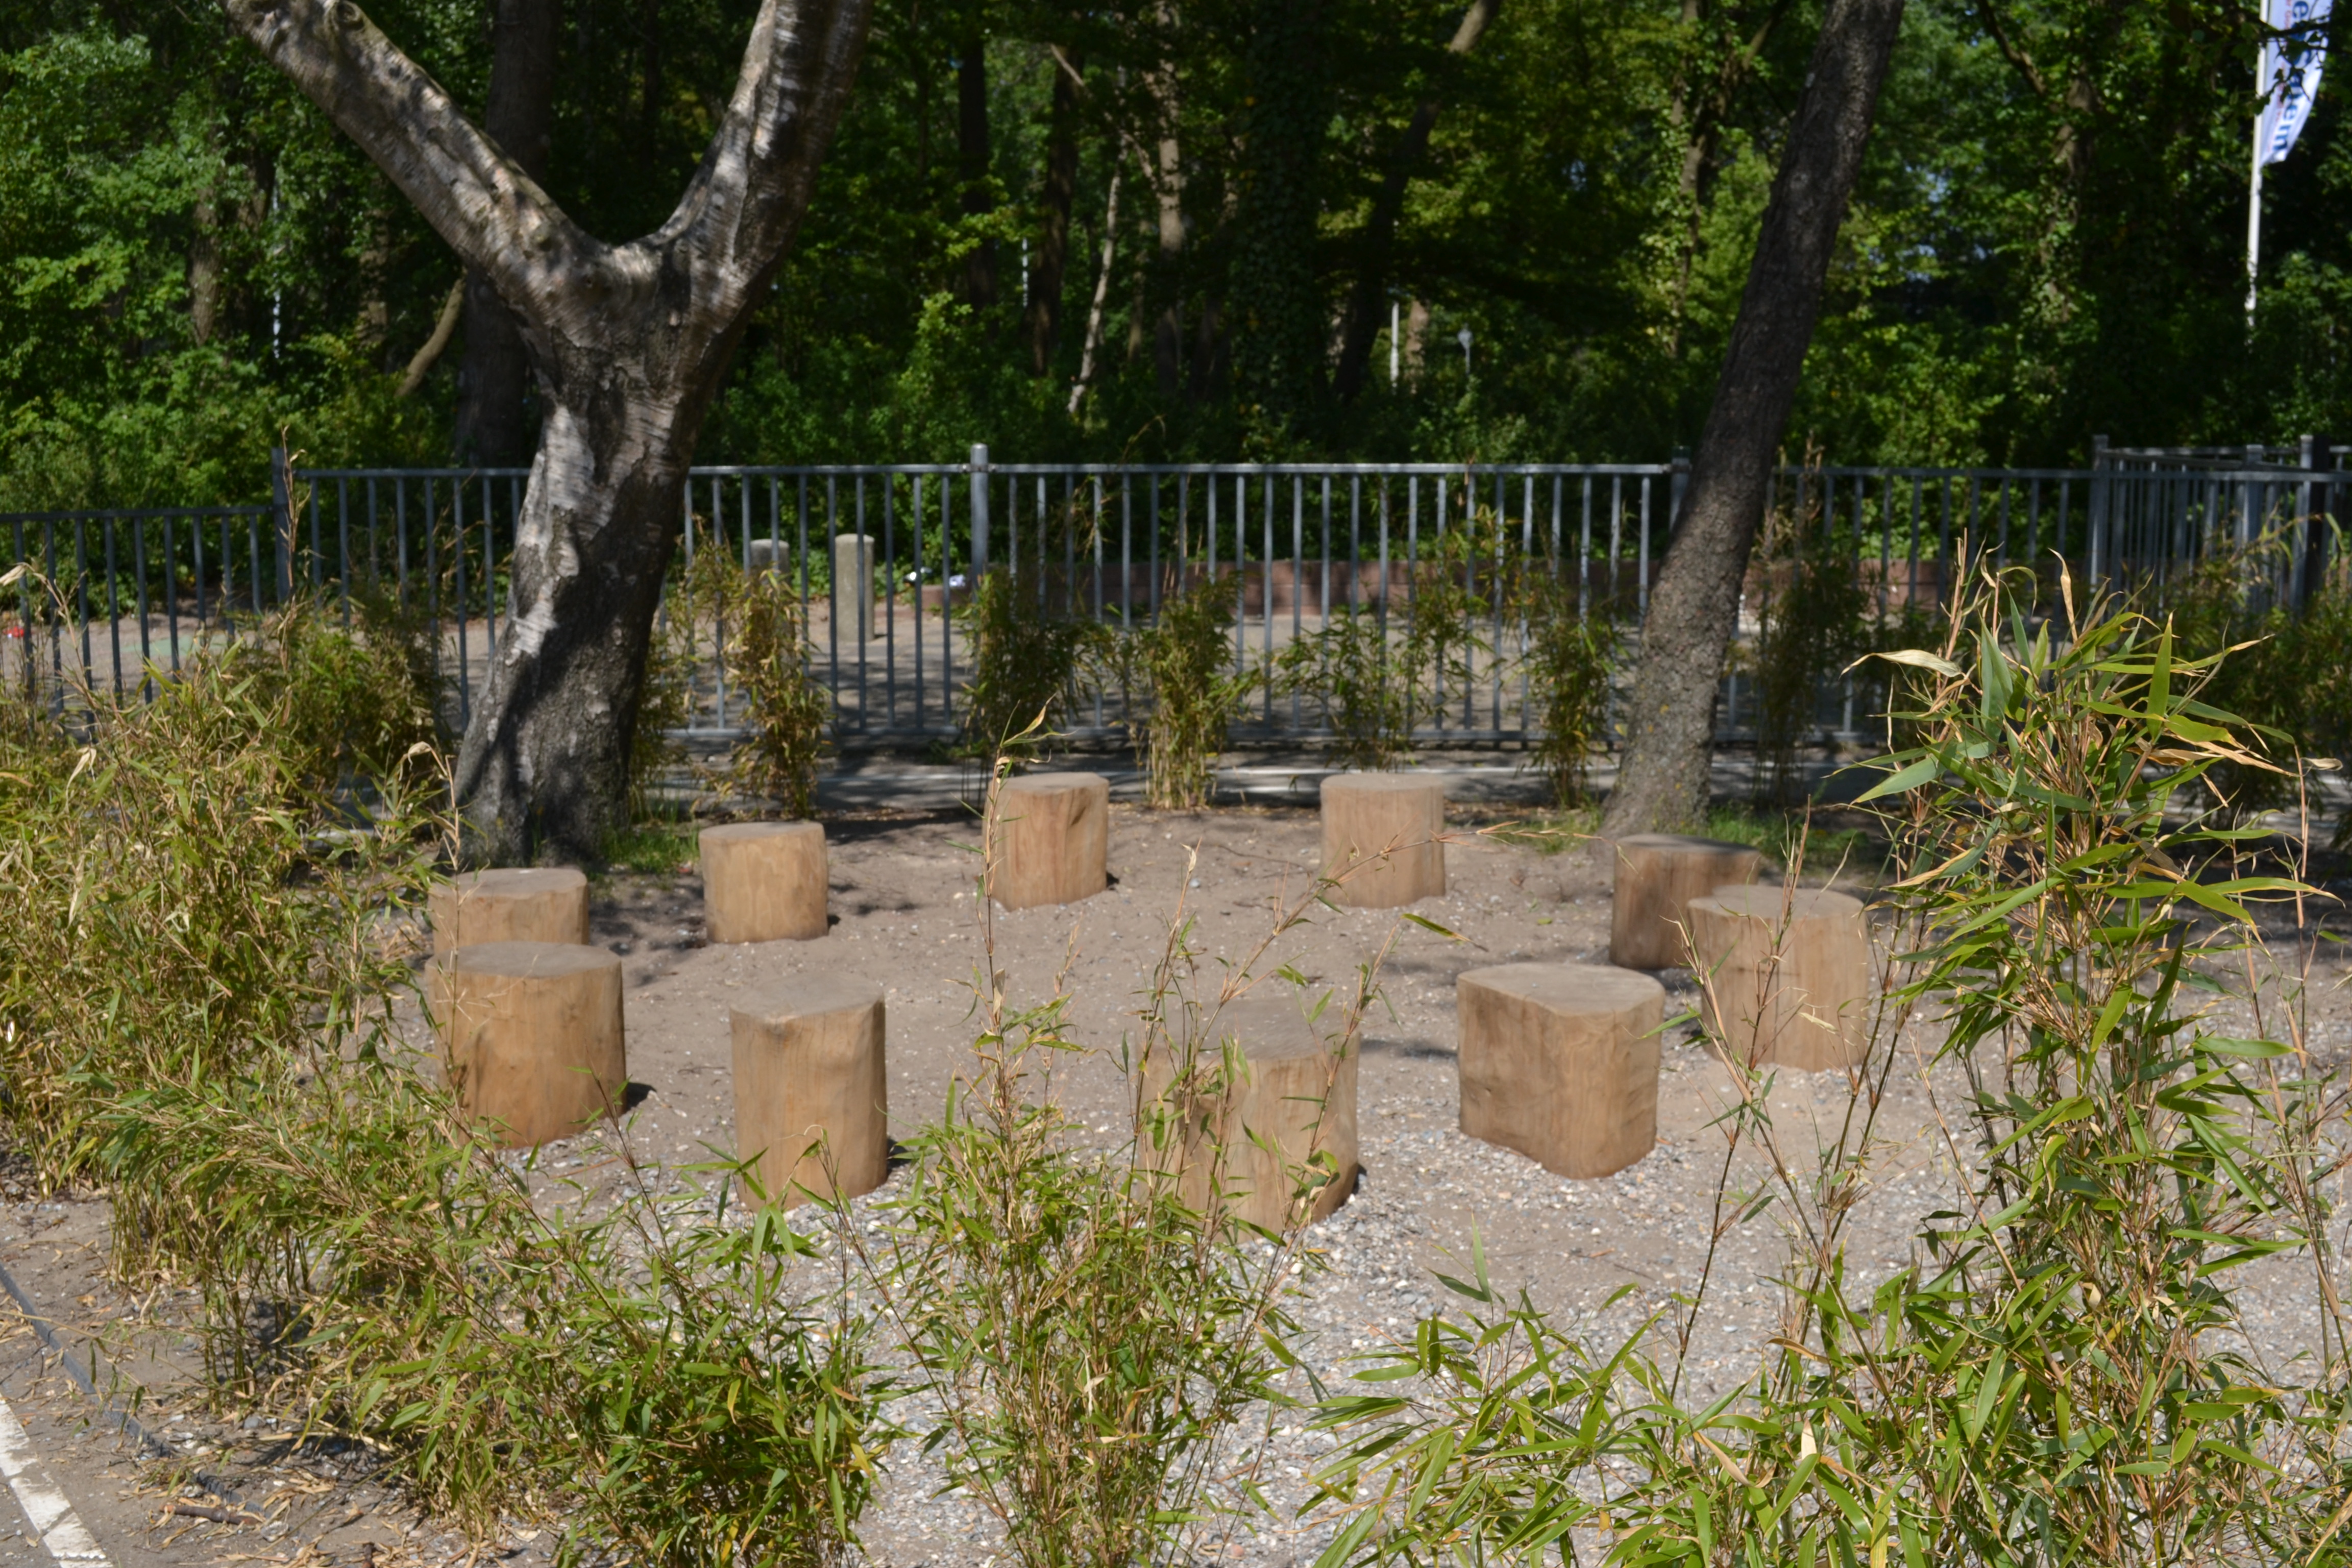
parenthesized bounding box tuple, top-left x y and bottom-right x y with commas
(1319, 773, 1445, 908)
(1687, 885, 1873, 1071)
(701, 821, 829, 944)
(1138, 995, 1359, 1232)
(429, 867, 590, 953)
(1457, 963, 1665, 1179)
(1606, 834, 1763, 969)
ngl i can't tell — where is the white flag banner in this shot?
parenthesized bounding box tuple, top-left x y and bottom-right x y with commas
(2260, 0, 2332, 166)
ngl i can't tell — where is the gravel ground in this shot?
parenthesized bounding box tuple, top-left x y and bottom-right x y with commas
(6, 791, 2349, 1565)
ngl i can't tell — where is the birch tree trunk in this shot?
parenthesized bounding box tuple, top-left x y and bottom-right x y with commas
(217, 0, 873, 862)
(1598, 0, 1904, 838)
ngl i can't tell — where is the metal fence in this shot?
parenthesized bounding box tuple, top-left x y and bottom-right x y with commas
(4, 447, 2342, 750)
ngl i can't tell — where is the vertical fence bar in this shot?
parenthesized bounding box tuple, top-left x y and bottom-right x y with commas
(44, 522, 61, 713)
(452, 479, 472, 729)
(193, 507, 209, 629)
(102, 518, 121, 697)
(162, 513, 180, 674)
(1262, 474, 1276, 723)
(132, 514, 151, 698)
(912, 476, 926, 729)
(423, 479, 442, 699)
(484, 475, 499, 662)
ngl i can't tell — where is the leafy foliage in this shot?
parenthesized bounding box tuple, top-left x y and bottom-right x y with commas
(958, 566, 1110, 763)
(869, 764, 1384, 1568)
(17, 0, 2352, 483)
(1515, 574, 1618, 807)
(1311, 563, 2352, 1566)
(1137, 571, 1259, 809)
(2164, 528, 2352, 835)
(0, 617, 888, 1559)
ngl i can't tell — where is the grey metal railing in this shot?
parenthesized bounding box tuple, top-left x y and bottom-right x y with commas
(5, 449, 2340, 749)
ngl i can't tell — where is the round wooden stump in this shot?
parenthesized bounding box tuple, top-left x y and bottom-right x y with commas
(1687, 885, 1873, 1072)
(1138, 995, 1359, 1232)
(700, 821, 828, 944)
(990, 772, 1110, 910)
(1457, 963, 1665, 1179)
(431, 941, 627, 1147)
(1606, 834, 1765, 969)
(1319, 773, 1445, 908)
(729, 976, 890, 1209)
(429, 868, 590, 954)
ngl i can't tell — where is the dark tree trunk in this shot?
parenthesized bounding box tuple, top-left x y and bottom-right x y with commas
(456, 0, 560, 466)
(1148, 35, 1184, 397)
(1330, 0, 1496, 403)
(1228, 0, 1330, 430)
(1599, 0, 1905, 839)
(958, 20, 996, 306)
(218, 0, 874, 863)
(1025, 54, 1080, 375)
(639, 0, 663, 173)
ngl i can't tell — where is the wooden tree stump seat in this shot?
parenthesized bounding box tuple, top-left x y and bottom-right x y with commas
(700, 821, 829, 944)
(431, 941, 627, 1148)
(1606, 834, 1765, 969)
(1319, 773, 1446, 908)
(429, 867, 590, 954)
(1138, 994, 1359, 1232)
(729, 975, 890, 1208)
(1457, 963, 1665, 1179)
(1687, 885, 1873, 1072)
(990, 772, 1110, 909)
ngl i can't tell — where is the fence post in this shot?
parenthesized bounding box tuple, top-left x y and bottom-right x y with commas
(968, 442, 990, 581)
(2241, 443, 2263, 556)
(269, 446, 295, 605)
(2087, 433, 2110, 596)
(1669, 447, 1689, 529)
(2297, 433, 2329, 608)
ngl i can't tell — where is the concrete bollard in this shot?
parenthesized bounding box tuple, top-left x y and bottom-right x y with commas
(429, 868, 590, 954)
(832, 533, 875, 640)
(1457, 963, 1665, 1179)
(1138, 995, 1359, 1232)
(1606, 834, 1765, 969)
(1319, 773, 1446, 908)
(1687, 885, 1873, 1072)
(700, 821, 829, 944)
(989, 772, 1110, 909)
(431, 941, 627, 1147)
(729, 976, 890, 1208)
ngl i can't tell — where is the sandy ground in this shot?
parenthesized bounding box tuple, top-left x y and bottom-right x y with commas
(4, 793, 2350, 1566)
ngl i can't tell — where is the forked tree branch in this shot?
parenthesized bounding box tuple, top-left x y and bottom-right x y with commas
(219, 0, 873, 341)
(217, 0, 596, 307)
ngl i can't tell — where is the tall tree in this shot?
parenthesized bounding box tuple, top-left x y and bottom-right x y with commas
(1147, 4, 1185, 397)
(1025, 47, 1080, 374)
(1599, 0, 1907, 838)
(1228, 0, 1330, 435)
(214, 0, 872, 861)
(454, 0, 560, 465)
(1329, 0, 1496, 403)
(957, 11, 996, 305)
